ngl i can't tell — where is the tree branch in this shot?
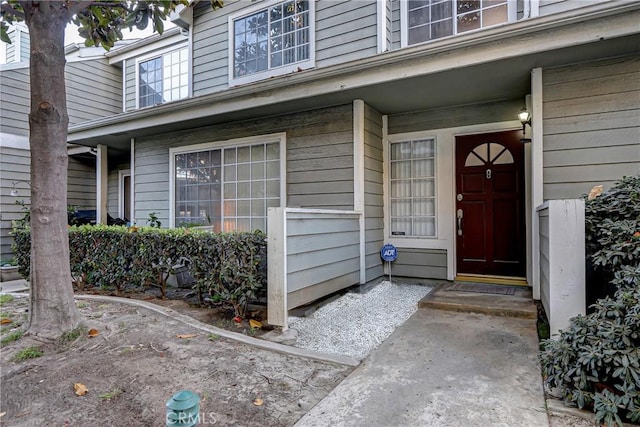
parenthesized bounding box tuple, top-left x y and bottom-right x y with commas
(2, 2, 26, 20)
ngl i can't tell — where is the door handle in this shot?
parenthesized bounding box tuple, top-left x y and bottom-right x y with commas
(457, 209, 463, 236)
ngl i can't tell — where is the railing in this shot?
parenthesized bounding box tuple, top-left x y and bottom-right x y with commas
(267, 208, 362, 329)
(537, 199, 585, 337)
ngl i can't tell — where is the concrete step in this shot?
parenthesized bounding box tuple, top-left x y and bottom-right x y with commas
(419, 282, 537, 319)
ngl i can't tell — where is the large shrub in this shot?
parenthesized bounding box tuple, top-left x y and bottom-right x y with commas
(12, 226, 267, 317)
(540, 175, 640, 426)
(585, 175, 640, 304)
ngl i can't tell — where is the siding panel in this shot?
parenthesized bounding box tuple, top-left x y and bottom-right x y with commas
(542, 56, 640, 199)
(391, 248, 448, 279)
(134, 104, 353, 225)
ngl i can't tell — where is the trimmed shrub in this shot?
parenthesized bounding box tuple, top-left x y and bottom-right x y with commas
(540, 175, 640, 426)
(585, 175, 640, 305)
(12, 226, 267, 317)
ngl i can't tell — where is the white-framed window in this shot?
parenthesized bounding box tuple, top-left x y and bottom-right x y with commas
(228, 0, 315, 86)
(137, 46, 188, 108)
(401, 0, 516, 47)
(169, 134, 286, 232)
(389, 138, 437, 238)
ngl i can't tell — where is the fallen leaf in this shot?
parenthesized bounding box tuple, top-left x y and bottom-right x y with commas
(0, 318, 11, 325)
(176, 334, 197, 339)
(253, 398, 264, 406)
(87, 329, 99, 338)
(249, 319, 263, 329)
(0, 412, 6, 418)
(588, 184, 603, 201)
(233, 316, 242, 323)
(74, 383, 88, 396)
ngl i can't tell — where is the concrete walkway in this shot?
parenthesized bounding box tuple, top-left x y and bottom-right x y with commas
(296, 307, 548, 427)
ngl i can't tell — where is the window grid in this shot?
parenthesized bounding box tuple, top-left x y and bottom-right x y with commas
(139, 47, 188, 108)
(390, 139, 437, 237)
(174, 142, 280, 233)
(407, 0, 509, 45)
(233, 0, 310, 78)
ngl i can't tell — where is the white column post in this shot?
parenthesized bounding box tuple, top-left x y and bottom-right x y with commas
(267, 207, 288, 330)
(96, 144, 108, 224)
(531, 68, 544, 300)
(353, 100, 366, 284)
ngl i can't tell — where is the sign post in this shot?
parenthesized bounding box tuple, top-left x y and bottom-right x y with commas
(380, 243, 398, 283)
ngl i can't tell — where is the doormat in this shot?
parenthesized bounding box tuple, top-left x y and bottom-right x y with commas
(443, 282, 516, 295)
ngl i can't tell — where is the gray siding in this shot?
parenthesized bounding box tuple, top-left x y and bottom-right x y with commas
(0, 146, 30, 259)
(0, 67, 30, 136)
(538, 0, 601, 16)
(315, 1, 378, 68)
(0, 59, 121, 132)
(542, 56, 640, 199)
(19, 31, 29, 61)
(66, 59, 122, 125)
(286, 211, 361, 309)
(133, 104, 354, 225)
(388, 99, 522, 134)
(67, 157, 96, 209)
(107, 170, 119, 218)
(363, 104, 384, 281)
(192, 0, 378, 96)
(538, 207, 550, 319)
(391, 248, 447, 279)
(389, 0, 401, 51)
(124, 59, 136, 111)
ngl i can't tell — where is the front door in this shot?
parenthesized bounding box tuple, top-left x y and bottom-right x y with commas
(455, 130, 525, 277)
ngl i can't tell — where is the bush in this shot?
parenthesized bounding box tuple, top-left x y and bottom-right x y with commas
(12, 226, 267, 318)
(585, 175, 640, 304)
(540, 175, 640, 426)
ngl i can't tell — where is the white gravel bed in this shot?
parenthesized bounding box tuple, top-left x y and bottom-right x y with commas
(288, 281, 433, 361)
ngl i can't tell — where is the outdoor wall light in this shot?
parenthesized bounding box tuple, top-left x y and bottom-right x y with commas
(10, 180, 31, 197)
(518, 108, 532, 143)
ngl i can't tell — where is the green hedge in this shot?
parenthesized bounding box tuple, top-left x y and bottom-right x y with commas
(12, 225, 267, 317)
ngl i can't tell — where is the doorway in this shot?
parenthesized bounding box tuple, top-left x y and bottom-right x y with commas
(455, 130, 525, 278)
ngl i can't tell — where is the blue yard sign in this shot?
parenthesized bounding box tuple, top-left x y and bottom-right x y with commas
(380, 243, 398, 262)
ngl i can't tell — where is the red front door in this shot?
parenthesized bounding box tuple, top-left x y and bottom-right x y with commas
(455, 131, 525, 277)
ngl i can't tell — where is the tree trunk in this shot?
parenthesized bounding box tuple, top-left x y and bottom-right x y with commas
(25, 3, 82, 339)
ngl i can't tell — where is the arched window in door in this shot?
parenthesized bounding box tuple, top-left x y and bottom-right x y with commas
(464, 142, 514, 167)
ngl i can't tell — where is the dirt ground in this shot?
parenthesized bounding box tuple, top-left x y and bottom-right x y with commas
(0, 296, 352, 426)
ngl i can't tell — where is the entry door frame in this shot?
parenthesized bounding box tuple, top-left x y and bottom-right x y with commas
(449, 122, 531, 283)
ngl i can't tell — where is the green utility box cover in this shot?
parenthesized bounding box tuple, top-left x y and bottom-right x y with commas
(166, 390, 200, 427)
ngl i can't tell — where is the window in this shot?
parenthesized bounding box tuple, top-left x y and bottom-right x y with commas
(230, 0, 314, 85)
(389, 139, 436, 237)
(403, 0, 513, 46)
(138, 47, 188, 108)
(172, 138, 282, 233)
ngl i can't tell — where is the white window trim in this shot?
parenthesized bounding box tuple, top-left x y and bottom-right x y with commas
(400, 0, 518, 48)
(227, 0, 316, 87)
(168, 132, 287, 228)
(386, 133, 438, 240)
(118, 169, 131, 220)
(134, 42, 189, 109)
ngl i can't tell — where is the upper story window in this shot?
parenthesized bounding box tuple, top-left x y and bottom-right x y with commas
(402, 0, 515, 46)
(138, 47, 188, 108)
(229, 0, 315, 86)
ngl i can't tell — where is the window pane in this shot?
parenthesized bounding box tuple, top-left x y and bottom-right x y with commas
(237, 146, 250, 162)
(389, 138, 437, 237)
(483, 3, 507, 26)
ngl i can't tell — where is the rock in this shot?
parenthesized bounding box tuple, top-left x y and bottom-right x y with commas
(262, 328, 298, 345)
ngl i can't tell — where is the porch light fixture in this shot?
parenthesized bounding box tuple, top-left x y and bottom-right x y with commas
(10, 180, 31, 197)
(518, 108, 532, 143)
